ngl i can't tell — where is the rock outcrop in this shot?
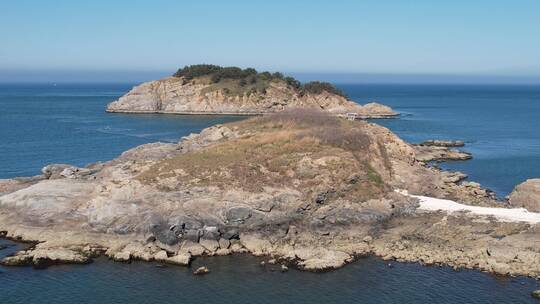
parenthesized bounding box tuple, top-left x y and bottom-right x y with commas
(419, 140, 465, 147)
(1, 110, 538, 278)
(106, 76, 397, 118)
(413, 143, 472, 162)
(509, 179, 540, 212)
(193, 266, 209, 275)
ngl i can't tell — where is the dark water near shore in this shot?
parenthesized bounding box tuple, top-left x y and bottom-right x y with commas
(0, 239, 538, 304)
(1, 83, 540, 303)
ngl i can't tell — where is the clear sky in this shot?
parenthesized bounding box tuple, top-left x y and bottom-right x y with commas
(1, 0, 539, 83)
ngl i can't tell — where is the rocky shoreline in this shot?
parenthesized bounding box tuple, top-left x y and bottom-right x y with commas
(106, 108, 399, 120)
(413, 140, 472, 162)
(1, 110, 539, 278)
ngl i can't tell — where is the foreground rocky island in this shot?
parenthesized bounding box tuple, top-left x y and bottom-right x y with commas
(1, 109, 540, 278)
(107, 65, 397, 118)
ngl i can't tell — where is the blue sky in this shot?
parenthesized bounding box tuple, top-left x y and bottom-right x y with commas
(1, 0, 539, 83)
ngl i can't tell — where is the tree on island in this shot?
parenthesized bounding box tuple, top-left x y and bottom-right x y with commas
(173, 64, 347, 98)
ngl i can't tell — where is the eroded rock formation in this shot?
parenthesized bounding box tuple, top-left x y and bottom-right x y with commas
(509, 179, 540, 212)
(106, 77, 397, 118)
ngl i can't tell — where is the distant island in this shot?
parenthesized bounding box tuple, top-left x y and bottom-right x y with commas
(106, 64, 397, 118)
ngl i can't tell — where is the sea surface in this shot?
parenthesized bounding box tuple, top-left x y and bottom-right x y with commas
(1, 83, 540, 303)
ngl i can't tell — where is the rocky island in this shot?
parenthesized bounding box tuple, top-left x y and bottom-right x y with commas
(1, 109, 540, 278)
(106, 65, 397, 118)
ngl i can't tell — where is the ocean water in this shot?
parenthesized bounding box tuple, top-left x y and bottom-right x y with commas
(1, 83, 540, 303)
(0, 84, 243, 178)
(0, 238, 537, 304)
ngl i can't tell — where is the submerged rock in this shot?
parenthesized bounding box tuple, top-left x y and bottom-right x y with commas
(193, 266, 209, 275)
(0, 243, 14, 251)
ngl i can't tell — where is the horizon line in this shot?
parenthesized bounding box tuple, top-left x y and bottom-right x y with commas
(1, 69, 540, 85)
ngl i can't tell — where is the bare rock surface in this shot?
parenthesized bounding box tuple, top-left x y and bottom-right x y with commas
(107, 76, 397, 118)
(419, 140, 465, 147)
(413, 144, 472, 162)
(193, 266, 209, 275)
(1, 110, 539, 277)
(509, 179, 540, 212)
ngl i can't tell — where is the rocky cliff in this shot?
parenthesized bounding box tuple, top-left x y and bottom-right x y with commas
(1, 110, 539, 277)
(106, 67, 397, 118)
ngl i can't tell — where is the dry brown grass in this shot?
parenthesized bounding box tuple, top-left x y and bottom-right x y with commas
(242, 108, 372, 153)
(138, 109, 391, 201)
(259, 108, 341, 128)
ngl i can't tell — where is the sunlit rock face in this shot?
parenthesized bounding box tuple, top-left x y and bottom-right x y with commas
(106, 76, 398, 118)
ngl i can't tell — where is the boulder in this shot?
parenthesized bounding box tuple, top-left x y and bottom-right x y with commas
(181, 241, 206, 256)
(199, 239, 219, 253)
(225, 207, 252, 224)
(112, 251, 131, 262)
(167, 253, 191, 266)
(240, 235, 272, 256)
(193, 266, 209, 275)
(155, 250, 191, 266)
(218, 238, 231, 249)
(293, 248, 352, 271)
(41, 164, 73, 179)
(41, 164, 92, 179)
(441, 171, 468, 184)
(153, 250, 169, 261)
(509, 179, 540, 212)
(358, 102, 398, 117)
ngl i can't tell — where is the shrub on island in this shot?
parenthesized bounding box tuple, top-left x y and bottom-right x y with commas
(172, 64, 346, 98)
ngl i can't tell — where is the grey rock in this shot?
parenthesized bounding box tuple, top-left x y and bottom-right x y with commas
(225, 207, 252, 224)
(41, 164, 73, 179)
(183, 229, 202, 243)
(193, 266, 209, 275)
(218, 238, 231, 249)
(420, 140, 465, 147)
(223, 229, 240, 240)
(509, 179, 540, 212)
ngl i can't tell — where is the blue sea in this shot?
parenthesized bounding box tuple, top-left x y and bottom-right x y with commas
(1, 83, 540, 303)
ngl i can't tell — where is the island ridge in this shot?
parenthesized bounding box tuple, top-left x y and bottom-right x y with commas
(106, 65, 397, 118)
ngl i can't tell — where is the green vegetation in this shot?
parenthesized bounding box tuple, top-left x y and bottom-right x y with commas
(303, 81, 347, 98)
(364, 161, 384, 187)
(172, 64, 347, 98)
